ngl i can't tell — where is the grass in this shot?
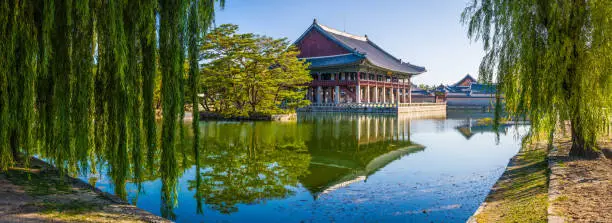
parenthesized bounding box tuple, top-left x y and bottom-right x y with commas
(37, 201, 98, 214)
(473, 143, 549, 223)
(4, 163, 74, 196)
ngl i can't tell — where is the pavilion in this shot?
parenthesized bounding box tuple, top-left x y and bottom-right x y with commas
(294, 19, 427, 105)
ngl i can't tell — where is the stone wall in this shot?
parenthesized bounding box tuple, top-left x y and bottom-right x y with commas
(299, 103, 446, 116)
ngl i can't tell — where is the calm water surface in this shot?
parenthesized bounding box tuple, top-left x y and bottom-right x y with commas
(59, 112, 528, 222)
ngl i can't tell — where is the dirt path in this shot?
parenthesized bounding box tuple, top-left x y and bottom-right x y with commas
(0, 158, 169, 223)
(548, 138, 612, 223)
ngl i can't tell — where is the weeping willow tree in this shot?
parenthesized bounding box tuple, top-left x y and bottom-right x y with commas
(189, 0, 221, 158)
(0, 0, 225, 176)
(0, 1, 38, 170)
(187, 0, 221, 215)
(463, 0, 612, 157)
(157, 0, 224, 217)
(72, 0, 94, 174)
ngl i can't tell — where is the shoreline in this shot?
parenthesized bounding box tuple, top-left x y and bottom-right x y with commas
(468, 132, 611, 222)
(467, 140, 549, 222)
(0, 157, 169, 223)
(182, 111, 298, 122)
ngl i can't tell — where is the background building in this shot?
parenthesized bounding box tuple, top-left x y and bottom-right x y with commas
(412, 74, 502, 109)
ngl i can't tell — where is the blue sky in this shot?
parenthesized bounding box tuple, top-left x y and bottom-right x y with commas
(214, 0, 485, 86)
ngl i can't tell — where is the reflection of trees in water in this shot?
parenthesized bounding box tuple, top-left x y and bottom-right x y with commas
(33, 120, 312, 216)
(31, 114, 427, 217)
(188, 122, 311, 214)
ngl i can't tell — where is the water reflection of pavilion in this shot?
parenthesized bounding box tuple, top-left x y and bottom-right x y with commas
(298, 114, 425, 198)
(454, 118, 510, 140)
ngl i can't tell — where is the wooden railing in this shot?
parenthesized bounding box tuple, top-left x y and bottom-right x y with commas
(358, 80, 411, 88)
(309, 103, 396, 108)
(310, 80, 357, 86)
(309, 79, 411, 88)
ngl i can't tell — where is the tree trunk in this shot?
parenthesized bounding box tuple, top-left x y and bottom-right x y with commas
(10, 131, 19, 163)
(569, 118, 600, 158)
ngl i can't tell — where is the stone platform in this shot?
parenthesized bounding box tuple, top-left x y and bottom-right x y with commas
(298, 102, 446, 117)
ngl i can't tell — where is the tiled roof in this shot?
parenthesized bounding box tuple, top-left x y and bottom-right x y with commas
(301, 54, 364, 69)
(451, 74, 477, 87)
(434, 82, 498, 96)
(470, 83, 497, 94)
(295, 20, 426, 75)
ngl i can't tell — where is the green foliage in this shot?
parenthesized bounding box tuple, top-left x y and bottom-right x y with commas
(0, 0, 224, 174)
(463, 0, 612, 156)
(0, 1, 39, 170)
(417, 84, 435, 91)
(199, 24, 312, 117)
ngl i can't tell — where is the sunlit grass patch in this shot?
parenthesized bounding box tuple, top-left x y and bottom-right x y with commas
(5, 165, 74, 196)
(474, 143, 548, 223)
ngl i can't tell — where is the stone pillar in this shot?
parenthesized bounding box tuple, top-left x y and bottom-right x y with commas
(373, 86, 378, 103)
(396, 88, 400, 105)
(334, 85, 340, 104)
(382, 87, 386, 103)
(390, 88, 395, 104)
(355, 85, 361, 103)
(408, 83, 412, 103)
(316, 86, 322, 104)
(366, 86, 370, 103)
(398, 88, 402, 103)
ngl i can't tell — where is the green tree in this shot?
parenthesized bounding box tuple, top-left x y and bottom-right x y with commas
(417, 84, 432, 91)
(0, 0, 224, 173)
(199, 24, 311, 117)
(463, 0, 612, 157)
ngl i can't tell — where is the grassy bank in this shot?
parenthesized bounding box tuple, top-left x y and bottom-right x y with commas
(0, 157, 168, 223)
(470, 142, 549, 222)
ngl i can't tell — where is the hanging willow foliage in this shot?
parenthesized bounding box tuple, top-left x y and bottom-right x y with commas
(141, 0, 158, 172)
(0, 1, 39, 170)
(0, 1, 10, 170)
(71, 0, 94, 174)
(0, 1, 225, 196)
(50, 0, 73, 172)
(159, 0, 188, 214)
(188, 0, 224, 154)
(463, 0, 612, 157)
(124, 0, 144, 189)
(188, 1, 201, 155)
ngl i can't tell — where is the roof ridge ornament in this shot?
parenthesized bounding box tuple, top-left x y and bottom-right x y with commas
(317, 22, 368, 41)
(313, 18, 317, 24)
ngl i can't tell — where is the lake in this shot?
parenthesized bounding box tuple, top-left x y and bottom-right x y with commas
(41, 111, 528, 222)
